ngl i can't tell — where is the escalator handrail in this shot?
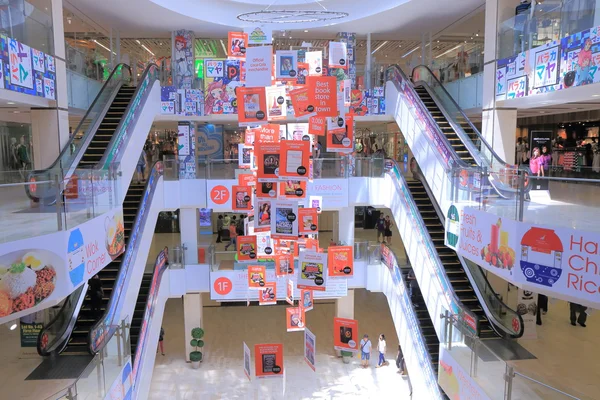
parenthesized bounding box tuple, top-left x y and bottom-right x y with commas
(411, 65, 510, 170)
(99, 63, 160, 169)
(412, 165, 524, 339)
(88, 161, 164, 354)
(131, 248, 169, 394)
(379, 243, 444, 399)
(36, 283, 87, 356)
(25, 64, 132, 201)
(385, 157, 480, 336)
(385, 64, 471, 170)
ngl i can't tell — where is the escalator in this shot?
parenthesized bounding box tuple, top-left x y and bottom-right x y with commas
(62, 183, 145, 353)
(406, 178, 499, 339)
(130, 273, 153, 355)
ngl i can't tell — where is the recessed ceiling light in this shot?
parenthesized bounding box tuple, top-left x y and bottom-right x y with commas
(7, 102, 15, 105)
(593, 94, 600, 97)
(304, 30, 308, 33)
(9, 322, 17, 330)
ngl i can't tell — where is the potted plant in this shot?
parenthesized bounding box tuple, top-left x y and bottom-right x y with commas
(341, 350, 353, 364)
(189, 327, 204, 369)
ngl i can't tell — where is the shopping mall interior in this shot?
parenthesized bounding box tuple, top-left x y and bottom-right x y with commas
(1, 0, 600, 399)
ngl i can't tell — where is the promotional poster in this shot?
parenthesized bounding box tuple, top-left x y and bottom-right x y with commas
(309, 116, 326, 136)
(232, 185, 252, 212)
(517, 288, 538, 339)
(287, 278, 294, 305)
(333, 317, 359, 352)
(245, 46, 273, 87)
(289, 87, 316, 119)
(304, 327, 316, 371)
(256, 124, 280, 143)
(256, 181, 278, 199)
(327, 114, 354, 153)
(238, 173, 256, 187)
(237, 87, 267, 126)
(298, 251, 328, 291)
(255, 199, 272, 232)
(254, 343, 284, 378)
(227, 32, 248, 60)
(259, 282, 277, 306)
(276, 253, 294, 277)
(265, 85, 287, 121)
(298, 208, 318, 235)
(279, 141, 310, 180)
(286, 306, 305, 332)
(243, 342, 252, 380)
(300, 289, 314, 312)
(237, 144, 253, 169)
(237, 236, 257, 261)
(306, 51, 323, 76)
(328, 246, 353, 277)
(327, 116, 346, 135)
(271, 201, 299, 239)
(438, 346, 491, 400)
(275, 50, 299, 80)
(255, 142, 281, 183)
(309, 196, 323, 213)
(279, 180, 307, 200)
(247, 265, 266, 290)
(307, 76, 338, 117)
(328, 41, 348, 69)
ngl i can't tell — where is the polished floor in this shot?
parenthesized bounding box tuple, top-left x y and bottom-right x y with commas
(149, 290, 411, 400)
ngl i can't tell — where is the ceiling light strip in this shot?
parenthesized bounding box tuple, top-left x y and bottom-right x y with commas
(371, 41, 388, 55)
(93, 39, 116, 55)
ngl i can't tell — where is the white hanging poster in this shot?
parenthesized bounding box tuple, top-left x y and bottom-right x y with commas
(243, 342, 251, 380)
(287, 123, 311, 142)
(517, 289, 538, 340)
(238, 143, 253, 168)
(328, 42, 347, 69)
(245, 46, 273, 87)
(265, 85, 287, 121)
(306, 51, 323, 76)
(245, 27, 273, 45)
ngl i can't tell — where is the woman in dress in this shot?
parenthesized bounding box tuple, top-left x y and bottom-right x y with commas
(529, 147, 543, 177)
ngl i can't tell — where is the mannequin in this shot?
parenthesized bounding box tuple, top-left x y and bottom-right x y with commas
(592, 137, 600, 173)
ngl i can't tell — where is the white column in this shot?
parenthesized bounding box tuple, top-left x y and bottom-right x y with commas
(183, 294, 203, 362)
(338, 207, 355, 246)
(179, 208, 199, 264)
(482, 0, 520, 165)
(335, 289, 355, 319)
(366, 33, 372, 90)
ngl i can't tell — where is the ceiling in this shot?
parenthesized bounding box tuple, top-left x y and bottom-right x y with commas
(66, 0, 485, 38)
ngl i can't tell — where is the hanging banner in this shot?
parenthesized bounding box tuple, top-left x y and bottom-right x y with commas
(298, 208, 318, 235)
(279, 180, 307, 200)
(309, 196, 323, 213)
(238, 87, 267, 126)
(298, 251, 328, 291)
(306, 51, 323, 76)
(247, 265, 266, 290)
(327, 114, 354, 153)
(259, 282, 277, 305)
(256, 142, 281, 182)
(279, 141, 310, 180)
(227, 32, 248, 60)
(276, 253, 294, 277)
(333, 317, 359, 352)
(237, 235, 258, 261)
(265, 86, 287, 121)
(238, 144, 253, 169)
(245, 27, 272, 45)
(300, 289, 314, 312)
(309, 116, 326, 136)
(304, 327, 316, 371)
(232, 185, 252, 212)
(328, 42, 348, 69)
(289, 86, 317, 119)
(245, 46, 273, 87)
(275, 50, 298, 80)
(271, 201, 299, 239)
(327, 116, 346, 135)
(255, 199, 272, 232)
(328, 246, 353, 277)
(286, 278, 294, 305)
(256, 124, 280, 143)
(517, 289, 538, 339)
(286, 306, 305, 332)
(254, 343, 284, 378)
(307, 76, 338, 117)
(256, 181, 278, 199)
(243, 342, 252, 380)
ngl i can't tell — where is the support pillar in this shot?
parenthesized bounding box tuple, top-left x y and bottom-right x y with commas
(337, 207, 355, 246)
(366, 33, 372, 90)
(179, 208, 199, 264)
(482, 0, 520, 165)
(335, 289, 354, 319)
(183, 294, 203, 362)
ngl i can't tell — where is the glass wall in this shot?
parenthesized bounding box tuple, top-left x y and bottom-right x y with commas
(0, 0, 54, 54)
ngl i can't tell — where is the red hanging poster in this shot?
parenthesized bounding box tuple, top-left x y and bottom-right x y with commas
(286, 307, 305, 332)
(309, 116, 326, 136)
(307, 76, 338, 117)
(259, 282, 277, 306)
(333, 318, 359, 352)
(254, 343, 284, 377)
(232, 185, 252, 212)
(297, 62, 309, 85)
(255, 142, 281, 182)
(328, 245, 353, 277)
(256, 124, 280, 143)
(275, 253, 294, 277)
(237, 235, 258, 261)
(238, 87, 267, 126)
(228, 32, 248, 60)
(245, 127, 257, 145)
(279, 180, 307, 199)
(286, 278, 294, 305)
(247, 265, 266, 290)
(298, 208, 318, 235)
(327, 114, 354, 153)
(238, 173, 256, 187)
(279, 140, 310, 180)
(289, 86, 317, 119)
(256, 181, 278, 199)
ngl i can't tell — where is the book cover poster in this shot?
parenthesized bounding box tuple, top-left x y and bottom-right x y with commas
(297, 251, 328, 291)
(276, 50, 299, 80)
(271, 201, 299, 238)
(254, 343, 284, 377)
(238, 87, 267, 126)
(255, 142, 281, 182)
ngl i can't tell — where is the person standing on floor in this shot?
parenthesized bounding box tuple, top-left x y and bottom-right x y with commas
(376, 214, 386, 243)
(570, 302, 588, 327)
(377, 334, 387, 367)
(396, 345, 406, 376)
(407, 269, 419, 308)
(216, 215, 224, 243)
(89, 274, 104, 320)
(224, 221, 238, 251)
(158, 327, 165, 355)
(384, 215, 393, 245)
(360, 334, 372, 369)
(536, 294, 548, 326)
(136, 152, 146, 184)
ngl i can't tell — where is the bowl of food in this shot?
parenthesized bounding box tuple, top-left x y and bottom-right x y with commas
(105, 213, 125, 260)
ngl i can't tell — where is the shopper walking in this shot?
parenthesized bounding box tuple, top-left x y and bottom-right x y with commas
(407, 269, 419, 308)
(89, 275, 104, 320)
(396, 345, 406, 375)
(377, 334, 387, 367)
(570, 302, 588, 327)
(384, 215, 393, 245)
(216, 215, 224, 243)
(376, 214, 386, 243)
(158, 327, 165, 355)
(224, 221, 238, 251)
(360, 334, 372, 369)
